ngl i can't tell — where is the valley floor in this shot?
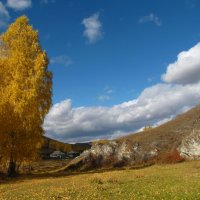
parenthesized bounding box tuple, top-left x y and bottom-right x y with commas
(0, 161, 200, 200)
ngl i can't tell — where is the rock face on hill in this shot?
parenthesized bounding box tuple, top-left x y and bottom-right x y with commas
(65, 140, 158, 171)
(178, 130, 200, 160)
(82, 140, 157, 167)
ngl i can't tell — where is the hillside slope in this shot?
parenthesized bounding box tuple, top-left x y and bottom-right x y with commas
(119, 104, 200, 153)
(64, 104, 200, 171)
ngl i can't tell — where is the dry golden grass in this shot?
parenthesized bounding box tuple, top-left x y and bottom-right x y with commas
(0, 161, 200, 200)
(118, 104, 200, 153)
(29, 160, 71, 173)
(92, 140, 110, 145)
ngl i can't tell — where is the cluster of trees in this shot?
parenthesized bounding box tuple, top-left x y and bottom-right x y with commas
(43, 137, 72, 153)
(0, 16, 52, 176)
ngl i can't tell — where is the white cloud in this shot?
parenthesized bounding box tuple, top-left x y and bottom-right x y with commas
(98, 95, 111, 101)
(44, 82, 200, 143)
(7, 0, 32, 11)
(104, 86, 114, 94)
(50, 56, 73, 67)
(82, 13, 103, 43)
(44, 42, 200, 143)
(0, 2, 10, 28)
(98, 86, 114, 102)
(139, 13, 162, 26)
(162, 43, 200, 84)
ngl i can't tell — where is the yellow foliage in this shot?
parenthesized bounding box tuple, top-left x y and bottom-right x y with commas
(46, 138, 72, 152)
(0, 16, 52, 169)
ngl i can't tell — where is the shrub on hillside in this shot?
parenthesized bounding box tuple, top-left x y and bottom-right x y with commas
(159, 149, 184, 164)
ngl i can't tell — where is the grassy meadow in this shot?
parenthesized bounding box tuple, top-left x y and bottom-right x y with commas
(0, 161, 200, 200)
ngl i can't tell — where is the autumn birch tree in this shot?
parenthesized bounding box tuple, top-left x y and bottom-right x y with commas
(0, 16, 52, 176)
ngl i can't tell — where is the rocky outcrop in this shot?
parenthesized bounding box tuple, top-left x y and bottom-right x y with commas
(178, 130, 200, 160)
(65, 130, 200, 171)
(65, 140, 158, 171)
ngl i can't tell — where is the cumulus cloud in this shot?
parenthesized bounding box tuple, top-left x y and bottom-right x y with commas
(139, 13, 162, 26)
(50, 56, 73, 67)
(82, 13, 103, 43)
(44, 42, 200, 143)
(7, 0, 32, 11)
(162, 43, 200, 84)
(0, 2, 10, 28)
(44, 82, 200, 143)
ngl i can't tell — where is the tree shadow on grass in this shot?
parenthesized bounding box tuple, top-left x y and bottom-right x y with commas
(0, 163, 153, 185)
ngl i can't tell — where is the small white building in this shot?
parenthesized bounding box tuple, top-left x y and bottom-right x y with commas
(66, 151, 80, 158)
(50, 150, 65, 159)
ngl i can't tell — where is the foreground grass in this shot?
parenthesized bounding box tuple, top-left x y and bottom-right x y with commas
(0, 161, 200, 200)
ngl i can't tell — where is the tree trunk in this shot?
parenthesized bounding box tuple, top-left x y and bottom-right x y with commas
(7, 132, 17, 177)
(7, 159, 16, 177)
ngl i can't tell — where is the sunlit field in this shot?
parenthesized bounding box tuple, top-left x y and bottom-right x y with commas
(0, 161, 200, 200)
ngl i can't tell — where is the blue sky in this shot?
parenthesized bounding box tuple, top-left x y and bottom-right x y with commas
(1, 0, 200, 142)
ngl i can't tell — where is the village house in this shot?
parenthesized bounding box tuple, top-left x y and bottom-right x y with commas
(50, 151, 66, 159)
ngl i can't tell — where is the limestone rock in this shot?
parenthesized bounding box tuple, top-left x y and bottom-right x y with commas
(178, 130, 200, 160)
(65, 140, 158, 171)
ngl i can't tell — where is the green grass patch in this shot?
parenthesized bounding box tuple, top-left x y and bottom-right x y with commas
(0, 161, 200, 200)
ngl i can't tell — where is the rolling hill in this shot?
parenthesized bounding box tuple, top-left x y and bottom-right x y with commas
(119, 104, 200, 153)
(63, 104, 200, 171)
